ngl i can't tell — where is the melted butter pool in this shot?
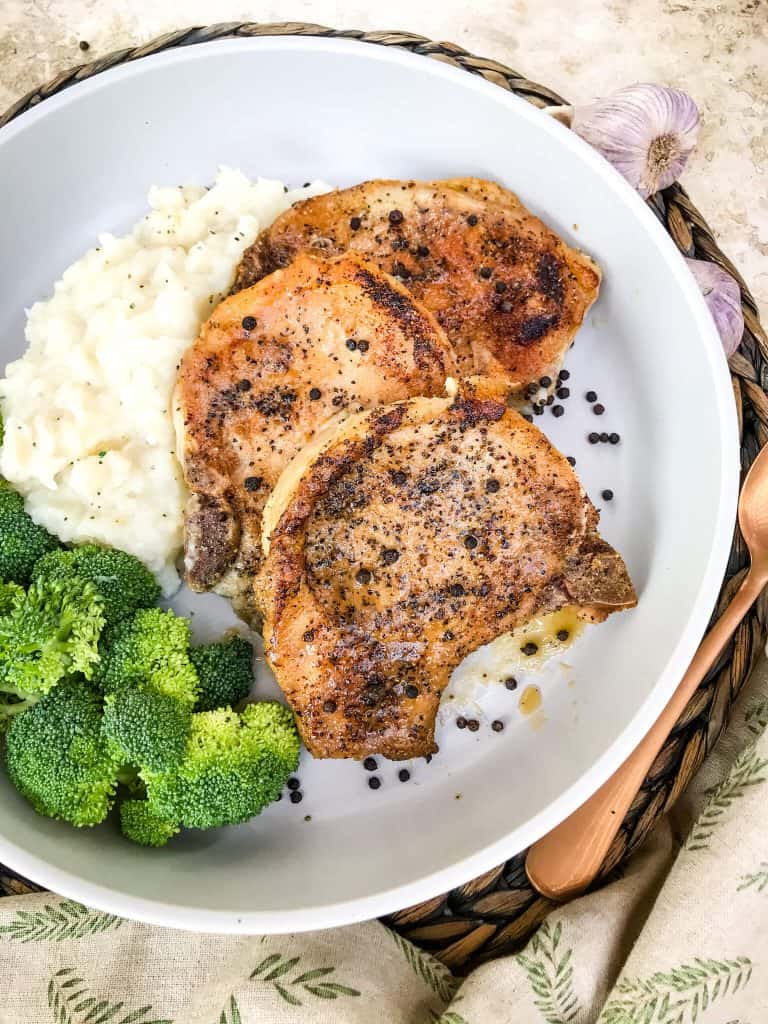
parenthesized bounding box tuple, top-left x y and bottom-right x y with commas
(444, 608, 584, 708)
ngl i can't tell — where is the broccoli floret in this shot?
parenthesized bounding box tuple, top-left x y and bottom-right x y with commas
(143, 702, 299, 830)
(5, 679, 122, 826)
(190, 634, 254, 712)
(0, 580, 23, 616)
(0, 486, 60, 585)
(32, 544, 160, 626)
(103, 687, 191, 771)
(96, 608, 199, 707)
(0, 576, 104, 695)
(120, 800, 179, 848)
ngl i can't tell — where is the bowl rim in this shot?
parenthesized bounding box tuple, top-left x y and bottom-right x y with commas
(0, 33, 739, 933)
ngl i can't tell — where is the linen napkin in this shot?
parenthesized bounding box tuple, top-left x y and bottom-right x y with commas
(1, 654, 767, 1023)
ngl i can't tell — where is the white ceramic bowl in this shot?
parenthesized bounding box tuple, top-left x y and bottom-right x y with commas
(0, 36, 738, 932)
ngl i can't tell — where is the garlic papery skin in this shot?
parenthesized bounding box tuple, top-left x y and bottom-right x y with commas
(569, 84, 700, 198)
(686, 258, 744, 356)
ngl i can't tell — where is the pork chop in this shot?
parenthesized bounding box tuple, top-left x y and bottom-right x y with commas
(258, 379, 637, 760)
(234, 178, 601, 391)
(175, 252, 457, 622)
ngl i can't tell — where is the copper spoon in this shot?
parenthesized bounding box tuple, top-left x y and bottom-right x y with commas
(526, 442, 768, 901)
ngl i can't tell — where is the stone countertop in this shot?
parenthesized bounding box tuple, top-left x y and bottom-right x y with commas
(1, 0, 766, 318)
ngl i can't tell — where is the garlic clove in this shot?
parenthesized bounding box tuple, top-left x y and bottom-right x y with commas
(686, 257, 744, 356)
(569, 84, 700, 198)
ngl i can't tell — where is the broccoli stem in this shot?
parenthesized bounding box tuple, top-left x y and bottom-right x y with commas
(0, 684, 41, 717)
(0, 685, 34, 698)
(116, 766, 140, 787)
(0, 700, 33, 718)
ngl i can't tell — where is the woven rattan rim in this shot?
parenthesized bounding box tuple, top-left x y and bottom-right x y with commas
(1, 21, 767, 972)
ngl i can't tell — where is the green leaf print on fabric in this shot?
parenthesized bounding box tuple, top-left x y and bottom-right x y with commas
(217, 994, 242, 1024)
(600, 957, 753, 1024)
(737, 862, 768, 893)
(0, 899, 123, 943)
(428, 1013, 470, 1024)
(386, 929, 458, 1003)
(516, 921, 580, 1024)
(685, 745, 768, 851)
(47, 967, 172, 1024)
(250, 953, 361, 1007)
(745, 698, 768, 737)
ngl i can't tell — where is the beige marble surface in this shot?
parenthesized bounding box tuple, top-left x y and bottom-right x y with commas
(1, 0, 766, 318)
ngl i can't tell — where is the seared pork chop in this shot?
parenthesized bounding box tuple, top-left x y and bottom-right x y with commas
(175, 252, 457, 621)
(258, 379, 636, 760)
(234, 178, 600, 389)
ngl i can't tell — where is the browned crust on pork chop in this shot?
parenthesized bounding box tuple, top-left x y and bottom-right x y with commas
(175, 252, 457, 622)
(258, 379, 636, 760)
(234, 178, 600, 388)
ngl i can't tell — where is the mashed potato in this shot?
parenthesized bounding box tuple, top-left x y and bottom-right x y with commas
(0, 168, 328, 592)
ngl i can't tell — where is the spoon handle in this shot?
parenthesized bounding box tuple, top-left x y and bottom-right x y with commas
(526, 566, 766, 901)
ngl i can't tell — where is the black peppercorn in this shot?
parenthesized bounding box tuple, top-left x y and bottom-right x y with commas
(244, 476, 262, 491)
(241, 315, 257, 331)
(521, 641, 538, 656)
(382, 549, 400, 565)
(398, 768, 411, 782)
(289, 791, 303, 804)
(467, 214, 478, 226)
(368, 777, 381, 790)
(323, 699, 337, 713)
(389, 209, 404, 224)
(363, 757, 377, 771)
(346, 338, 357, 351)
(491, 720, 504, 732)
(479, 266, 492, 279)
(350, 216, 361, 230)
(356, 568, 372, 584)
(602, 489, 614, 501)
(309, 387, 321, 400)
(405, 684, 419, 699)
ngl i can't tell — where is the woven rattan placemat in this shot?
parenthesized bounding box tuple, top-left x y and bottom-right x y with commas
(1, 22, 766, 972)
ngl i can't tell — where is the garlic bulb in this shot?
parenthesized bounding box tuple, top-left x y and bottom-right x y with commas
(568, 84, 700, 198)
(686, 258, 744, 355)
